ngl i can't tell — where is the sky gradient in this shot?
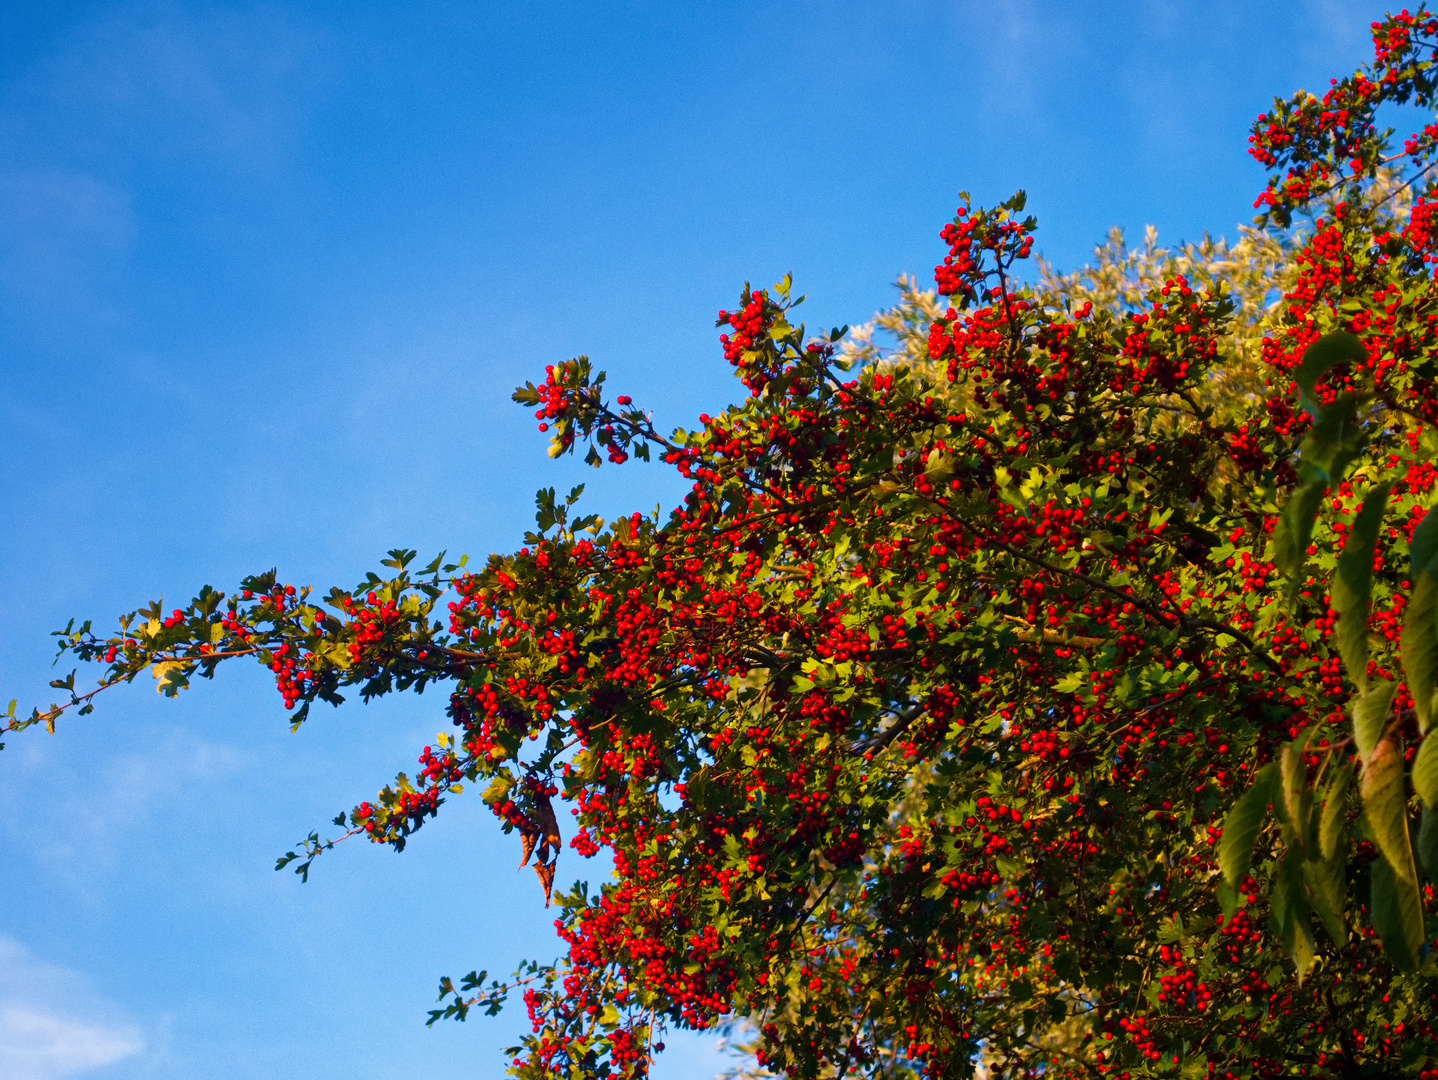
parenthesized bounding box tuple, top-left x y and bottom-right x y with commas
(0, 2, 1392, 1077)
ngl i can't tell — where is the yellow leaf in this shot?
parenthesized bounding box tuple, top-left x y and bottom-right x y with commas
(151, 661, 191, 697)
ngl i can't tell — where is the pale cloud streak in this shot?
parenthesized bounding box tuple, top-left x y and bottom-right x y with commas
(0, 938, 146, 1080)
(0, 724, 248, 886)
(2, 1, 321, 171)
(0, 1, 323, 340)
(0, 167, 134, 325)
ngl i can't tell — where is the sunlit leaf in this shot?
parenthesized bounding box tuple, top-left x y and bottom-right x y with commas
(1352, 679, 1398, 762)
(151, 661, 192, 697)
(1361, 735, 1419, 888)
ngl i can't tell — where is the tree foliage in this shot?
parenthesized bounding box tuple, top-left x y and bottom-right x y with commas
(13, 9, 1438, 1079)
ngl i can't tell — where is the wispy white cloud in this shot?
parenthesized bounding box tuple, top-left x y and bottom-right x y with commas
(0, 167, 134, 322)
(0, 724, 248, 883)
(0, 938, 145, 1080)
(0, 2, 323, 340)
(2, 1, 321, 172)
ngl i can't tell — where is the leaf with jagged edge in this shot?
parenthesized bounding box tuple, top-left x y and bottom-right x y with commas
(1303, 853, 1347, 946)
(1410, 502, 1438, 578)
(1361, 734, 1420, 894)
(1220, 762, 1278, 889)
(1271, 393, 1372, 601)
(151, 660, 192, 697)
(1406, 550, 1438, 736)
(1331, 482, 1391, 692)
(1317, 755, 1353, 864)
(518, 828, 539, 869)
(1370, 849, 1423, 972)
(1279, 731, 1314, 858)
(1419, 806, 1438, 883)
(534, 860, 556, 907)
(1285, 896, 1318, 983)
(1294, 331, 1365, 417)
(1416, 733, 1438, 808)
(1299, 394, 1368, 487)
(1273, 481, 1326, 592)
(1352, 679, 1398, 762)
(1270, 850, 1317, 980)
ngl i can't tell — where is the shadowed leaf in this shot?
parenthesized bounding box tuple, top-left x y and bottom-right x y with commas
(1403, 554, 1438, 735)
(1419, 806, 1438, 883)
(1279, 732, 1314, 857)
(1295, 331, 1365, 416)
(1410, 503, 1438, 578)
(1318, 756, 1352, 863)
(1221, 762, 1277, 887)
(1414, 733, 1438, 808)
(1274, 481, 1326, 589)
(1303, 853, 1347, 946)
(1331, 482, 1391, 691)
(1370, 850, 1423, 972)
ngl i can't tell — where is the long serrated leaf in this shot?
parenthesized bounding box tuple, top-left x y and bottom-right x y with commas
(1298, 393, 1367, 481)
(1370, 849, 1423, 971)
(1419, 806, 1438, 882)
(1331, 482, 1391, 691)
(1352, 679, 1398, 762)
(1361, 735, 1419, 886)
(1402, 554, 1438, 734)
(1220, 762, 1278, 887)
(1318, 756, 1353, 862)
(1274, 481, 1326, 586)
(1295, 331, 1365, 416)
(1279, 734, 1313, 857)
(1302, 854, 1347, 946)
(1411, 504, 1438, 579)
(1280, 856, 1318, 983)
(1414, 733, 1438, 807)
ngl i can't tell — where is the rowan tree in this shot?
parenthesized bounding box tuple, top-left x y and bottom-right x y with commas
(11, 8, 1438, 1079)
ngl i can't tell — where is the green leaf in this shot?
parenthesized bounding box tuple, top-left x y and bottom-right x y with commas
(1361, 734, 1420, 888)
(1370, 849, 1424, 972)
(1273, 481, 1326, 588)
(1302, 852, 1347, 946)
(1409, 503, 1438, 579)
(1419, 806, 1438, 882)
(1403, 554, 1438, 735)
(1278, 732, 1314, 857)
(924, 449, 955, 483)
(1352, 679, 1398, 762)
(151, 661, 192, 697)
(1317, 756, 1353, 863)
(1220, 762, 1277, 887)
(1330, 482, 1391, 691)
(1273, 852, 1317, 981)
(1294, 331, 1365, 416)
(1298, 393, 1367, 483)
(1414, 733, 1438, 807)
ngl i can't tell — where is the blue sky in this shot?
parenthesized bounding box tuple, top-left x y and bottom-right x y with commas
(0, 1, 1389, 1077)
